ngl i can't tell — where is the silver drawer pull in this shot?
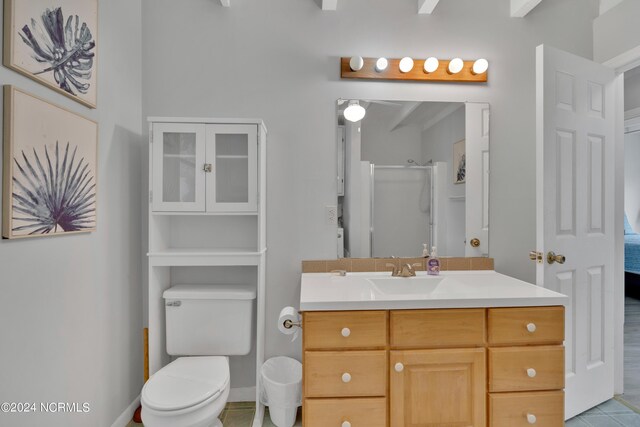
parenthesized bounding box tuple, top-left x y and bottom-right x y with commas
(342, 422, 351, 427)
(527, 413, 537, 424)
(527, 368, 537, 378)
(342, 373, 352, 383)
(395, 362, 404, 373)
(527, 323, 537, 333)
(341, 327, 351, 337)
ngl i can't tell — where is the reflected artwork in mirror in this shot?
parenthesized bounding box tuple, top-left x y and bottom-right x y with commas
(336, 100, 490, 259)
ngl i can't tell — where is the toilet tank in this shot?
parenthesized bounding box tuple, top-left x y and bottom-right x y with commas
(163, 284, 256, 356)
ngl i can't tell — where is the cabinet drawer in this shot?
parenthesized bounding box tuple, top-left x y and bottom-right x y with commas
(390, 309, 485, 348)
(488, 306, 564, 345)
(303, 311, 387, 350)
(304, 398, 386, 427)
(490, 391, 564, 427)
(304, 351, 387, 398)
(489, 346, 564, 392)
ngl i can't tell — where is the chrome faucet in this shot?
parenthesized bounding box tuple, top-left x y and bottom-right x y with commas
(387, 263, 419, 277)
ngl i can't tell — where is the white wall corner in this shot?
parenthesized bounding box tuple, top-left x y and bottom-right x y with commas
(220, 0, 231, 7)
(599, 0, 624, 15)
(510, 0, 543, 17)
(418, 0, 440, 14)
(110, 396, 140, 427)
(322, 0, 338, 11)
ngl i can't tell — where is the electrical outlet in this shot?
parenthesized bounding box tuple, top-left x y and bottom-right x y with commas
(326, 205, 338, 225)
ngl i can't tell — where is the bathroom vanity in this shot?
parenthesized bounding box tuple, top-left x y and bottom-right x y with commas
(299, 270, 568, 427)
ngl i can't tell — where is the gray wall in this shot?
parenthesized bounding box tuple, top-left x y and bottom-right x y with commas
(626, 68, 640, 111)
(625, 132, 640, 231)
(361, 104, 422, 165)
(594, 0, 640, 68)
(0, 1, 144, 426)
(140, 0, 598, 382)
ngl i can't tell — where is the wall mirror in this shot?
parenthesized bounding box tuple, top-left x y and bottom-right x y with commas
(336, 99, 490, 258)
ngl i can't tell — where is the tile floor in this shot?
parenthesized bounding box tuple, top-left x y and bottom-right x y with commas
(129, 399, 639, 427)
(126, 402, 301, 427)
(566, 398, 640, 426)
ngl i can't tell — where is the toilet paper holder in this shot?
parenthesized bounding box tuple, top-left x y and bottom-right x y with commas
(283, 319, 302, 329)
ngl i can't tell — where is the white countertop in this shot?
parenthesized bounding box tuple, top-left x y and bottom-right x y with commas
(300, 270, 568, 311)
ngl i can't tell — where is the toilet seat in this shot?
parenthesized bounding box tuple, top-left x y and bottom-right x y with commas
(142, 356, 230, 412)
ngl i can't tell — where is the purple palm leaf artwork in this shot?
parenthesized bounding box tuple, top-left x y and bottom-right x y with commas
(12, 141, 96, 235)
(18, 7, 95, 96)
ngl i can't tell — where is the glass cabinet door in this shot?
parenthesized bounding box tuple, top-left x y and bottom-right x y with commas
(205, 124, 258, 212)
(152, 123, 206, 212)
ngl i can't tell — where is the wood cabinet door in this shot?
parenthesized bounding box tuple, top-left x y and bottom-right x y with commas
(390, 348, 486, 427)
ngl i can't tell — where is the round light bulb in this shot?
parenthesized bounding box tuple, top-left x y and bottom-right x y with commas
(423, 57, 439, 73)
(375, 57, 388, 72)
(349, 56, 364, 71)
(472, 58, 489, 75)
(399, 57, 414, 73)
(448, 58, 464, 74)
(344, 101, 366, 122)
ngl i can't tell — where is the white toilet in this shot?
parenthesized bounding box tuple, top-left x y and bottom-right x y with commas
(141, 284, 256, 427)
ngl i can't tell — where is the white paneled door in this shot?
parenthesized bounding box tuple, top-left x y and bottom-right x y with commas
(465, 102, 490, 257)
(536, 45, 622, 418)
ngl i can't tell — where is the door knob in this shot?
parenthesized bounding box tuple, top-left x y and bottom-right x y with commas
(203, 163, 212, 173)
(547, 251, 566, 264)
(470, 238, 481, 248)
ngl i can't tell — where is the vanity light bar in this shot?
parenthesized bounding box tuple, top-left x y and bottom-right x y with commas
(341, 57, 488, 83)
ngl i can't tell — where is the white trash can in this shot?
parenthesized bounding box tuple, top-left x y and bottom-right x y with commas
(261, 357, 302, 427)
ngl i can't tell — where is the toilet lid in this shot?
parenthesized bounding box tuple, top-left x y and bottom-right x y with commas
(142, 357, 229, 411)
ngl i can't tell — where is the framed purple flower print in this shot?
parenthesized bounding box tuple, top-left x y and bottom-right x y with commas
(3, 0, 98, 108)
(3, 86, 98, 239)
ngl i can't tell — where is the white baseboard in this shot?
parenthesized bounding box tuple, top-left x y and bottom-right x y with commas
(228, 386, 257, 402)
(111, 395, 140, 427)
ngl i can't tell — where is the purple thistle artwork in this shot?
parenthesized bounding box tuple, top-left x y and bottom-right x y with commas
(12, 141, 96, 235)
(18, 7, 95, 97)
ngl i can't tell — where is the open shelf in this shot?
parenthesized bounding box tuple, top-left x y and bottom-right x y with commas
(148, 248, 266, 266)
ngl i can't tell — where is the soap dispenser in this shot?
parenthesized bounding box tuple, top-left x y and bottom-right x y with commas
(422, 243, 429, 258)
(427, 246, 440, 276)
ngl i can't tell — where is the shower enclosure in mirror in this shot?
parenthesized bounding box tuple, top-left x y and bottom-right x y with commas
(336, 100, 490, 258)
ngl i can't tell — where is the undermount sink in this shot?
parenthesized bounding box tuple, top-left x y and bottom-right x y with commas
(369, 276, 445, 296)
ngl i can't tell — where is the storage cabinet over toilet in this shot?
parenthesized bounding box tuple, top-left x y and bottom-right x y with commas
(148, 117, 267, 426)
(151, 120, 259, 213)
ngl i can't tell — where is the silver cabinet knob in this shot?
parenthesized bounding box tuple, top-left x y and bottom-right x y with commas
(342, 422, 351, 427)
(395, 362, 404, 373)
(342, 373, 351, 383)
(527, 413, 537, 424)
(527, 368, 537, 378)
(527, 323, 537, 333)
(341, 327, 351, 337)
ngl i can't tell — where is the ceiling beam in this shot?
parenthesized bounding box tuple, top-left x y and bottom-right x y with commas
(389, 102, 421, 132)
(418, 0, 440, 14)
(322, 0, 338, 11)
(220, 0, 230, 7)
(510, 0, 543, 17)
